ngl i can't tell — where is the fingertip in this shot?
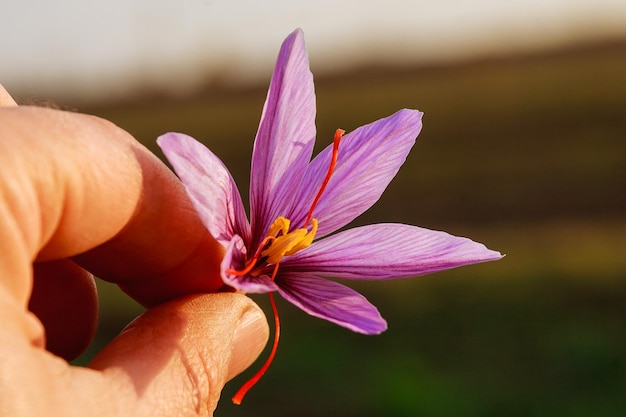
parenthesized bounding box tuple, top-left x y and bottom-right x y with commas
(227, 298, 270, 381)
(115, 232, 226, 308)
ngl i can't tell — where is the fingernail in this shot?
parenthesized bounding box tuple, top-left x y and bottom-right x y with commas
(227, 304, 269, 380)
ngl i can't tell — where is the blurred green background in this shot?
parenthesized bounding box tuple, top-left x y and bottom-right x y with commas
(71, 40, 626, 416)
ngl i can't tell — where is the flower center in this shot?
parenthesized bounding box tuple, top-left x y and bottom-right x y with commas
(261, 216, 318, 265)
(226, 216, 319, 279)
(231, 129, 344, 405)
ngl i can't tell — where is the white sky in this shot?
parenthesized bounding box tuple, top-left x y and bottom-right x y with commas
(1, 0, 625, 102)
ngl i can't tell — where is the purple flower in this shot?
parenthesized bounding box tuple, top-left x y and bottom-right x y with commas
(157, 28, 502, 402)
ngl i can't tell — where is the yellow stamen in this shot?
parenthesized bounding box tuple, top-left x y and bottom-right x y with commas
(284, 218, 317, 256)
(266, 216, 290, 238)
(262, 217, 318, 264)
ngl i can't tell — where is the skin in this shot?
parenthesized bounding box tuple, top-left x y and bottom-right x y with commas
(0, 85, 269, 416)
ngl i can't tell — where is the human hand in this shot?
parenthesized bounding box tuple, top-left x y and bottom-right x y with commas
(0, 85, 269, 416)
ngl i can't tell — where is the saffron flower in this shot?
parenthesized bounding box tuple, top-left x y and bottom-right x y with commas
(157, 28, 502, 403)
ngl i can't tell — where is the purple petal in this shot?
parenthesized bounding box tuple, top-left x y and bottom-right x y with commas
(288, 109, 423, 237)
(282, 223, 503, 280)
(220, 235, 279, 293)
(249, 28, 316, 246)
(157, 132, 250, 245)
(276, 273, 387, 334)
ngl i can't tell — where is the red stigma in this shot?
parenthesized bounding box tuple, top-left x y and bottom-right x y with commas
(232, 129, 344, 404)
(304, 129, 344, 227)
(232, 291, 281, 405)
(226, 235, 275, 277)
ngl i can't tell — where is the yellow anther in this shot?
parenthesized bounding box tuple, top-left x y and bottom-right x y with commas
(285, 218, 318, 256)
(266, 216, 291, 239)
(261, 217, 318, 265)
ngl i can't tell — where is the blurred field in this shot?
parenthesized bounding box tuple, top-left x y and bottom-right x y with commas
(78, 39, 626, 416)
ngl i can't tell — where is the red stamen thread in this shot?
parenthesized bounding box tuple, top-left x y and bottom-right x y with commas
(226, 236, 275, 277)
(303, 129, 344, 227)
(232, 265, 281, 405)
(232, 130, 344, 404)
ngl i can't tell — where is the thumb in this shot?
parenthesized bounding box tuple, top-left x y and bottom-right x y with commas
(89, 293, 268, 416)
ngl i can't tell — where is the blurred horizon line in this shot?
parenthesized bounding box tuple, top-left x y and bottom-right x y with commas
(11, 32, 626, 108)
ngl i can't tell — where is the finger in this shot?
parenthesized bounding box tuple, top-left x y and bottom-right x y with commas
(0, 106, 224, 311)
(72, 147, 226, 307)
(29, 260, 98, 361)
(0, 293, 268, 416)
